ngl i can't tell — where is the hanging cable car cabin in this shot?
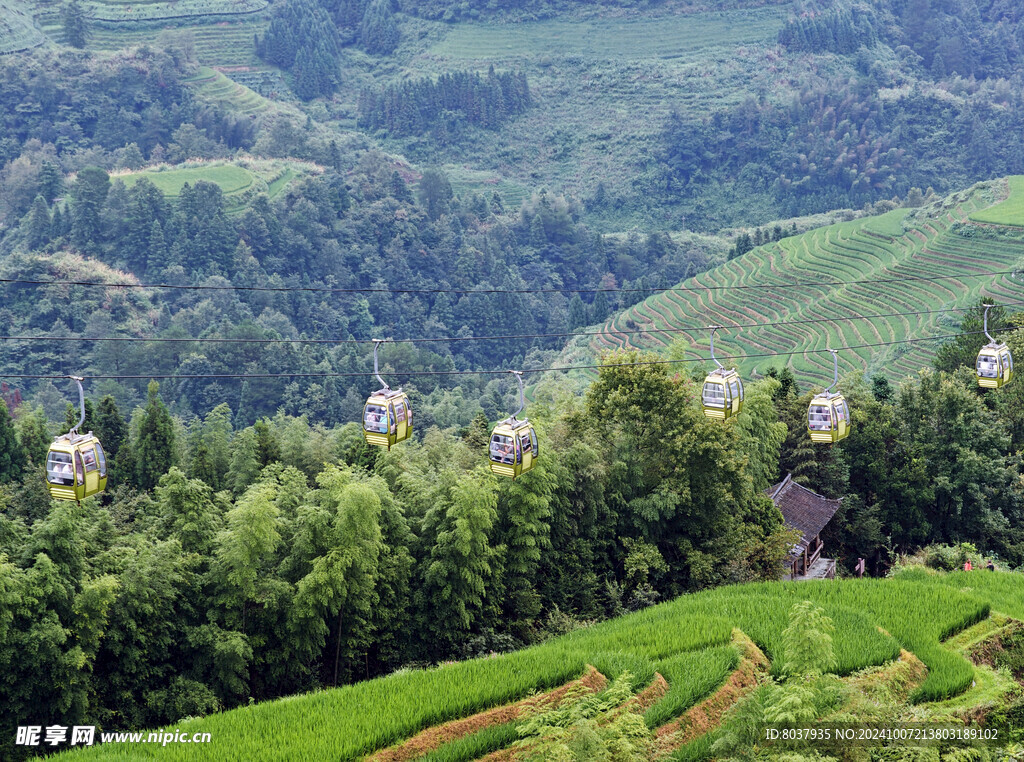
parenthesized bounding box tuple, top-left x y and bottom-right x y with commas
(977, 305, 1013, 389)
(45, 377, 107, 502)
(702, 326, 744, 419)
(807, 350, 850, 444)
(489, 419, 538, 479)
(702, 368, 743, 420)
(807, 393, 850, 443)
(362, 340, 413, 450)
(489, 371, 538, 479)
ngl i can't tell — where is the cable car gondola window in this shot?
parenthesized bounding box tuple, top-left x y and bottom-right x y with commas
(394, 401, 406, 423)
(82, 447, 97, 473)
(388, 403, 397, 434)
(47, 451, 72, 485)
(531, 429, 538, 457)
(74, 452, 84, 485)
(364, 404, 388, 433)
(490, 434, 514, 464)
(978, 354, 999, 378)
(520, 433, 531, 453)
(728, 379, 741, 401)
(95, 442, 106, 478)
(836, 399, 849, 424)
(702, 383, 725, 406)
(809, 405, 832, 431)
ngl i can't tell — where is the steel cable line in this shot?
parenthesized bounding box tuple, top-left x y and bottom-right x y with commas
(2, 301, 1022, 347)
(0, 331, 994, 381)
(0, 268, 1021, 295)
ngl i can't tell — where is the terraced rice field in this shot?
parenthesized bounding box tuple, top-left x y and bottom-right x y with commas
(185, 67, 273, 115)
(430, 8, 784, 61)
(0, 0, 46, 53)
(77, 19, 266, 66)
(79, 0, 265, 23)
(387, 6, 798, 223)
(61, 572, 1013, 761)
(577, 181, 1024, 390)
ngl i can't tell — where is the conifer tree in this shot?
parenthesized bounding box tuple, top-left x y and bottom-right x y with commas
(94, 396, 128, 458)
(14, 407, 50, 466)
(25, 195, 51, 250)
(146, 219, 168, 275)
(135, 381, 175, 491)
(360, 0, 400, 55)
(62, 0, 88, 48)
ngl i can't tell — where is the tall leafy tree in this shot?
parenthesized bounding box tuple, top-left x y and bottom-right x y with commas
(291, 467, 382, 685)
(135, 381, 175, 492)
(0, 404, 26, 484)
(155, 467, 222, 556)
(420, 470, 498, 655)
(360, 0, 400, 55)
(61, 0, 88, 48)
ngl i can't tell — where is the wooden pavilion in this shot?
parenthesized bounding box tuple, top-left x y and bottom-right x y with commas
(767, 473, 841, 581)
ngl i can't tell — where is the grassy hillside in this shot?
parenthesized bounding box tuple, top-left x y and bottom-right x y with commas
(60, 570, 1024, 761)
(558, 179, 1024, 391)
(110, 158, 320, 211)
(0, 0, 46, 53)
(367, 6, 793, 225)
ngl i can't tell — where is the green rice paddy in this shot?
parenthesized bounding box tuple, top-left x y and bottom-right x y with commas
(575, 182, 1024, 390)
(0, 0, 46, 53)
(62, 572, 1017, 761)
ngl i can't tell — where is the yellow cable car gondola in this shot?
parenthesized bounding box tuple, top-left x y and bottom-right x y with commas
(701, 325, 744, 419)
(807, 350, 851, 444)
(489, 371, 538, 479)
(977, 304, 1013, 389)
(362, 339, 413, 450)
(45, 376, 107, 502)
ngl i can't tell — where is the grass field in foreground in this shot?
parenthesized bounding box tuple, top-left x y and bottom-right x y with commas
(969, 174, 1024, 226)
(558, 180, 1024, 391)
(61, 572, 1011, 761)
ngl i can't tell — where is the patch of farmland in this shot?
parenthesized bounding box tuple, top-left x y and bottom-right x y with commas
(111, 158, 319, 211)
(116, 164, 254, 197)
(562, 181, 1024, 391)
(428, 8, 785, 61)
(59, 573, 1008, 761)
(79, 0, 266, 22)
(82, 19, 266, 67)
